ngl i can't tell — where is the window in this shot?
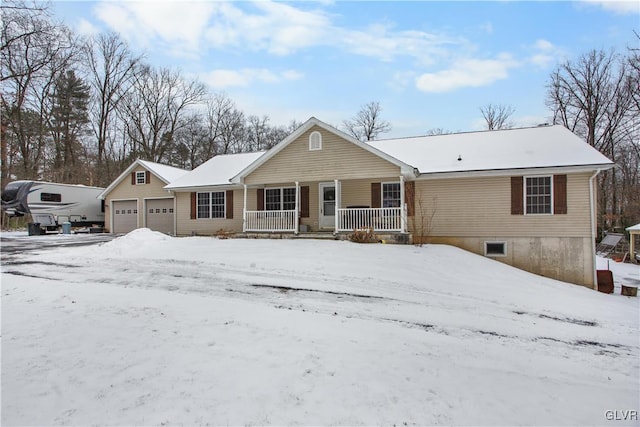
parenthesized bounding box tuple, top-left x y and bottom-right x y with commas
(115, 210, 120, 214)
(526, 176, 552, 214)
(162, 208, 167, 214)
(127, 209, 132, 214)
(265, 188, 296, 210)
(485, 241, 507, 257)
(41, 193, 61, 202)
(197, 191, 225, 219)
(309, 131, 322, 151)
(149, 209, 153, 214)
(136, 171, 146, 185)
(155, 209, 160, 213)
(382, 183, 401, 208)
(133, 209, 137, 214)
(169, 208, 174, 213)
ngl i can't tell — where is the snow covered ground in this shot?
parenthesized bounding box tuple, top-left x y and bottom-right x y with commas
(2, 229, 639, 426)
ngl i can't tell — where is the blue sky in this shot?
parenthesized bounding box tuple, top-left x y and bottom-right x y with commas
(54, 0, 638, 138)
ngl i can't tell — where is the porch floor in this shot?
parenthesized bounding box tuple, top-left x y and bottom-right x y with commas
(241, 231, 344, 241)
(240, 231, 411, 244)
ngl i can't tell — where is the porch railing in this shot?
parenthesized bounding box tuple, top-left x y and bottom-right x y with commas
(337, 207, 402, 232)
(245, 210, 296, 232)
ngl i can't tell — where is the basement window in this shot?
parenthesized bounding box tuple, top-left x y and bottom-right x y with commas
(484, 241, 507, 257)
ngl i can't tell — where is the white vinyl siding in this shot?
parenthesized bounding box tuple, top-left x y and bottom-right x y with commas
(244, 126, 401, 185)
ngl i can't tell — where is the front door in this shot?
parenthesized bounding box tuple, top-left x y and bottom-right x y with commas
(319, 183, 335, 229)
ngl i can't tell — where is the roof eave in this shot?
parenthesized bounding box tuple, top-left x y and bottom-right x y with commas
(414, 163, 615, 180)
(163, 182, 242, 192)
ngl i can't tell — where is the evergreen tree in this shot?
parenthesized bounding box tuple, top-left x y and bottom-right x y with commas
(49, 69, 90, 182)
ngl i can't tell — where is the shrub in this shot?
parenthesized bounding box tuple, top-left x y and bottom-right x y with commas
(214, 228, 234, 239)
(348, 227, 379, 243)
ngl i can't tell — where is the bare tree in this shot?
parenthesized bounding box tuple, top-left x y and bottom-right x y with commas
(426, 128, 453, 136)
(203, 93, 246, 155)
(1, 0, 75, 182)
(479, 103, 515, 130)
(119, 65, 207, 162)
(245, 115, 270, 151)
(343, 101, 391, 141)
(84, 32, 142, 185)
(170, 113, 207, 170)
(547, 48, 639, 231)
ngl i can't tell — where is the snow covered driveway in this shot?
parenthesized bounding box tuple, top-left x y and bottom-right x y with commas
(2, 229, 639, 425)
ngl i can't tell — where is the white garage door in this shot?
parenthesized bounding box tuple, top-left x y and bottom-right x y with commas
(146, 198, 174, 234)
(112, 200, 138, 234)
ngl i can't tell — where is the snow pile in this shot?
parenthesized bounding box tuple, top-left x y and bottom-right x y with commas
(2, 235, 639, 426)
(99, 228, 172, 253)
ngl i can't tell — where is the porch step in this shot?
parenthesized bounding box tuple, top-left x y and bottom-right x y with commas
(242, 232, 344, 241)
(293, 232, 344, 240)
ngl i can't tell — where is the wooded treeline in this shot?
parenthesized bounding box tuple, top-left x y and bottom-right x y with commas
(1, 1, 638, 232)
(1, 1, 301, 188)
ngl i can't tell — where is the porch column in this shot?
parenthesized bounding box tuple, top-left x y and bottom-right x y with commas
(400, 175, 407, 233)
(295, 181, 300, 235)
(334, 179, 340, 234)
(242, 184, 247, 232)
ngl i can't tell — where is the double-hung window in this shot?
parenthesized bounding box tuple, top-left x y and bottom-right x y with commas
(136, 171, 146, 185)
(382, 182, 401, 208)
(525, 176, 552, 214)
(265, 188, 296, 210)
(197, 191, 225, 218)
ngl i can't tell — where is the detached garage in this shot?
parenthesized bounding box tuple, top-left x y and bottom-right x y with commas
(98, 160, 187, 235)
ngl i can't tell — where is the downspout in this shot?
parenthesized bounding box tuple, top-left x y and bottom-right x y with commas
(589, 169, 603, 290)
(166, 189, 176, 236)
(295, 181, 300, 235)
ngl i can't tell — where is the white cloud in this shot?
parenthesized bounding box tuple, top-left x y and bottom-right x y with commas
(203, 1, 464, 64)
(415, 54, 519, 93)
(76, 18, 99, 37)
(389, 71, 418, 91)
(580, 0, 639, 14)
(202, 68, 303, 89)
(480, 22, 493, 34)
(527, 39, 566, 68)
(205, 2, 331, 56)
(92, 0, 469, 65)
(341, 24, 461, 64)
(94, 1, 215, 55)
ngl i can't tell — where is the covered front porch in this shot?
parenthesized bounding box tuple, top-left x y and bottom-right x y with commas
(241, 177, 412, 234)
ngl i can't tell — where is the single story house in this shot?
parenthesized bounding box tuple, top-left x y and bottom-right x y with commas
(103, 117, 614, 288)
(98, 159, 187, 234)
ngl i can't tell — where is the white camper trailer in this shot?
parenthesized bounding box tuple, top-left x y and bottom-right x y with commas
(1, 181, 105, 226)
